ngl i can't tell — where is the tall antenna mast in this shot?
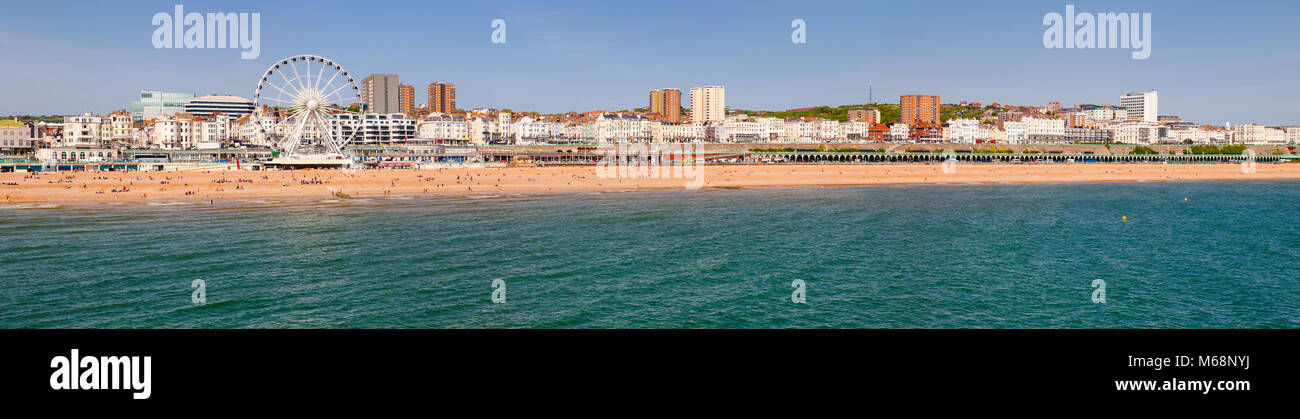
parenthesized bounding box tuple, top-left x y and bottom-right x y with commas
(868, 80, 873, 104)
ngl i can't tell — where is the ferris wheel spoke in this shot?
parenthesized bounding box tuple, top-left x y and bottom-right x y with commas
(277, 108, 310, 149)
(329, 113, 360, 148)
(319, 69, 341, 97)
(320, 114, 346, 155)
(322, 89, 344, 104)
(313, 59, 327, 91)
(262, 82, 302, 103)
(259, 96, 301, 107)
(291, 108, 320, 152)
(275, 69, 303, 100)
(327, 93, 358, 109)
(301, 60, 312, 91)
(326, 88, 359, 107)
(282, 113, 309, 155)
(285, 106, 309, 122)
(288, 60, 309, 93)
(322, 83, 353, 103)
(337, 123, 359, 150)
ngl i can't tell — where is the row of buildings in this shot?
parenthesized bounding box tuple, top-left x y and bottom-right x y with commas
(5, 87, 1299, 161)
(18, 107, 1293, 155)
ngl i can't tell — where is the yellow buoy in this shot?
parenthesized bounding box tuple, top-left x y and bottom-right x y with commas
(1122, 216, 1127, 221)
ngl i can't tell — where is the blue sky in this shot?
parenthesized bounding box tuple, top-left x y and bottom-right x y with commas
(1, 0, 1297, 124)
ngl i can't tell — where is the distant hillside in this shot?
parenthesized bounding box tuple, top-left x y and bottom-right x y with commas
(734, 104, 898, 123)
(0, 115, 62, 123)
(734, 103, 992, 124)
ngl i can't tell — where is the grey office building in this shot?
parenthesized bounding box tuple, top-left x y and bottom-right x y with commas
(361, 74, 400, 114)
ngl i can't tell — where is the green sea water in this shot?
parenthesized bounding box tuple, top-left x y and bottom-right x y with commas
(1, 181, 1297, 328)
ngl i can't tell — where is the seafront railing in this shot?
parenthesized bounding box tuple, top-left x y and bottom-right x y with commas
(740, 151, 1286, 164)
(2, 152, 1292, 172)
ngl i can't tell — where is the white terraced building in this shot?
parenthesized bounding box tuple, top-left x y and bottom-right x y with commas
(233, 114, 280, 147)
(1064, 127, 1114, 143)
(1265, 127, 1288, 145)
(815, 120, 841, 142)
(150, 114, 195, 149)
(890, 123, 909, 141)
(564, 123, 587, 143)
(331, 113, 417, 144)
(1004, 117, 1065, 143)
(1108, 121, 1163, 144)
(720, 118, 765, 142)
(61, 113, 102, 147)
(783, 119, 816, 143)
(416, 114, 470, 140)
(510, 116, 555, 143)
(1230, 124, 1268, 144)
(594, 114, 654, 142)
(1080, 106, 1128, 125)
(843, 120, 871, 141)
(1166, 126, 1227, 144)
(100, 111, 134, 145)
(194, 115, 234, 148)
(148, 114, 236, 149)
(945, 119, 984, 143)
(656, 123, 705, 143)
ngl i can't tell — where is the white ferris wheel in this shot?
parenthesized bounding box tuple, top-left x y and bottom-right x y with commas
(252, 54, 362, 159)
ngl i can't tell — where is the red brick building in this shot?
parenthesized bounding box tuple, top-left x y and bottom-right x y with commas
(848, 108, 881, 124)
(427, 82, 457, 114)
(900, 94, 940, 124)
(398, 84, 416, 117)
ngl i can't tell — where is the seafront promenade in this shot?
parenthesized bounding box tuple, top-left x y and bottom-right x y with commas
(2, 142, 1293, 173)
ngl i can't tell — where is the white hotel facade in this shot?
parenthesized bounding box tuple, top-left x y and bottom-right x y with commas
(60, 113, 102, 148)
(944, 119, 985, 143)
(1120, 90, 1158, 122)
(1005, 117, 1066, 143)
(149, 114, 236, 149)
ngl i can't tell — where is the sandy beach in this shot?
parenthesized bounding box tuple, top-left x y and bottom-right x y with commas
(1, 163, 1297, 204)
